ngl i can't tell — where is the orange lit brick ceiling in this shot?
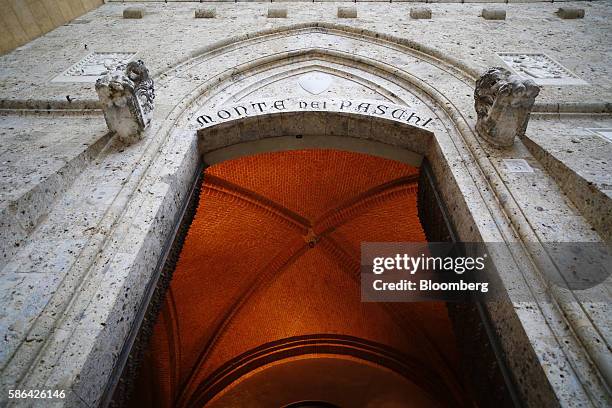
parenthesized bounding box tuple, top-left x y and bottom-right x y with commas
(135, 149, 465, 407)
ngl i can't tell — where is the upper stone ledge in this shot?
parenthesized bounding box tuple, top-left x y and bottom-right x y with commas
(524, 115, 612, 242)
(0, 114, 109, 268)
(0, 115, 107, 205)
(0, 2, 610, 108)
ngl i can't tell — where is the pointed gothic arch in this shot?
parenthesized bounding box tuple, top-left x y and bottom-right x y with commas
(7, 22, 605, 408)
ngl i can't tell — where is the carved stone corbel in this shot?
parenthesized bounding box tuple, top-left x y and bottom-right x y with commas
(95, 60, 155, 144)
(474, 67, 540, 147)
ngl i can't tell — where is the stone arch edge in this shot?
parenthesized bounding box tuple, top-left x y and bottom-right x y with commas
(158, 22, 479, 86)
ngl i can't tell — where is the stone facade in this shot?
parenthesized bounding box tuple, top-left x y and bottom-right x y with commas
(0, 1, 610, 408)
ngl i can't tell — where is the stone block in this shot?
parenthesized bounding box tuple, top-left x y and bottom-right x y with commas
(268, 7, 287, 19)
(474, 67, 540, 147)
(195, 8, 216, 19)
(556, 8, 585, 19)
(481, 9, 506, 20)
(123, 7, 144, 19)
(410, 7, 432, 20)
(338, 6, 357, 19)
(95, 60, 155, 144)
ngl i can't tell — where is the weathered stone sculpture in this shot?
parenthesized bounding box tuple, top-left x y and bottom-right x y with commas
(96, 60, 155, 144)
(474, 67, 540, 147)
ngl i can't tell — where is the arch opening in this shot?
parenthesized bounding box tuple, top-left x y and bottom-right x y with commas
(106, 23, 531, 406)
(114, 144, 515, 408)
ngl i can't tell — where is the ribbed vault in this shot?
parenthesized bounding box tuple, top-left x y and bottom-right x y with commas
(132, 149, 467, 407)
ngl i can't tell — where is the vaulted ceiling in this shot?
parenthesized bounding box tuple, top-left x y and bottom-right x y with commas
(132, 149, 467, 407)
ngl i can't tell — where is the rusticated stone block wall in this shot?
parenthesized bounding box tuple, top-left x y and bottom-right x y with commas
(0, 0, 103, 55)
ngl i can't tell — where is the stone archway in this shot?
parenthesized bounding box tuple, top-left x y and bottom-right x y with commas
(122, 148, 471, 408)
(112, 99, 516, 406)
(8, 23, 607, 408)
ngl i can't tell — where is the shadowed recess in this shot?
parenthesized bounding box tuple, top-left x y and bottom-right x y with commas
(131, 149, 469, 408)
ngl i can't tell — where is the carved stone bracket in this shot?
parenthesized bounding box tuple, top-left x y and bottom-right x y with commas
(96, 60, 155, 144)
(474, 67, 540, 147)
